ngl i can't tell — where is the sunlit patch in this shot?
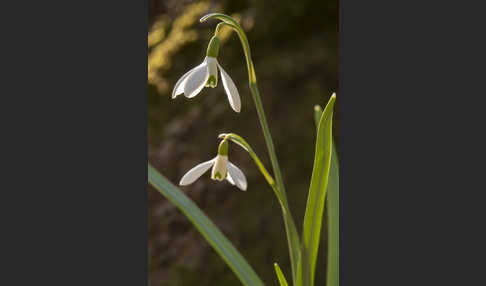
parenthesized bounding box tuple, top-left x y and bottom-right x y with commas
(147, 2, 210, 93)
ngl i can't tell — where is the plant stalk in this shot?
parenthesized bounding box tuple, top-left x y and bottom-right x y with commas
(201, 13, 302, 285)
(250, 83, 301, 286)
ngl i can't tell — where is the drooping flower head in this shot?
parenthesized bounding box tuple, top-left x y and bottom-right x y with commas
(172, 35, 241, 112)
(179, 139, 247, 191)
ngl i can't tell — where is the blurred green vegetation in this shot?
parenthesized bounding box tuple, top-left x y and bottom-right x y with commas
(148, 1, 338, 285)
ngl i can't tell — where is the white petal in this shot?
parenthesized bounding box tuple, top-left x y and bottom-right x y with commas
(172, 62, 205, 99)
(226, 172, 236, 185)
(179, 158, 215, 186)
(226, 161, 247, 191)
(218, 63, 241, 112)
(184, 60, 209, 98)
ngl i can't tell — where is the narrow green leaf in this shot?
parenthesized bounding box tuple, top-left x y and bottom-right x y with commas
(326, 143, 339, 286)
(315, 104, 339, 286)
(148, 164, 265, 286)
(274, 263, 289, 286)
(302, 94, 336, 286)
(296, 251, 303, 286)
(313, 105, 323, 129)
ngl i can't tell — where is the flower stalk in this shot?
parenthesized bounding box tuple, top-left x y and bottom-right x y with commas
(218, 133, 282, 206)
(202, 13, 301, 285)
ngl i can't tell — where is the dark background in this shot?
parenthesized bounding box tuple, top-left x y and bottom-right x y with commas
(148, 0, 338, 285)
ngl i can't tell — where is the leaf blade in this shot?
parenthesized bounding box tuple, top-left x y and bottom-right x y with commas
(302, 94, 336, 286)
(326, 142, 339, 286)
(148, 164, 265, 286)
(274, 263, 290, 286)
(315, 104, 340, 286)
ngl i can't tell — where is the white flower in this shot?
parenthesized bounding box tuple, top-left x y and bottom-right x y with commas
(179, 154, 247, 191)
(172, 56, 241, 113)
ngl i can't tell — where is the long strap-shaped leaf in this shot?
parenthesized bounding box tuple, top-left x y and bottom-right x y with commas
(274, 263, 290, 286)
(302, 94, 336, 286)
(326, 143, 339, 286)
(148, 164, 265, 286)
(315, 105, 340, 286)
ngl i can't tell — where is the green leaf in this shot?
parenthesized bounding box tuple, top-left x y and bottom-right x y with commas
(313, 105, 323, 129)
(296, 251, 303, 286)
(148, 164, 265, 286)
(302, 94, 336, 286)
(326, 142, 339, 286)
(274, 263, 289, 286)
(315, 104, 339, 286)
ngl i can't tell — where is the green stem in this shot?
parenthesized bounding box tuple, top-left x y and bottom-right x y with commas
(202, 14, 256, 83)
(250, 80, 301, 286)
(202, 13, 301, 286)
(219, 133, 297, 243)
(218, 133, 281, 204)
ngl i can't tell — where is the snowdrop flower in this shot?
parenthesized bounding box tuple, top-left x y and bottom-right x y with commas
(179, 140, 247, 191)
(172, 35, 241, 113)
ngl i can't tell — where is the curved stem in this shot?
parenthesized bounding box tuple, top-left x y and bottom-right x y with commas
(248, 84, 284, 199)
(203, 13, 301, 286)
(219, 133, 284, 211)
(201, 14, 256, 83)
(250, 84, 301, 286)
(202, 13, 285, 209)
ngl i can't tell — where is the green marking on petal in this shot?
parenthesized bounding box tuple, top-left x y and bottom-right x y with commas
(212, 171, 226, 181)
(206, 75, 217, 88)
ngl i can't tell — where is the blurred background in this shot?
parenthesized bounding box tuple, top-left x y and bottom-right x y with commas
(148, 0, 338, 285)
